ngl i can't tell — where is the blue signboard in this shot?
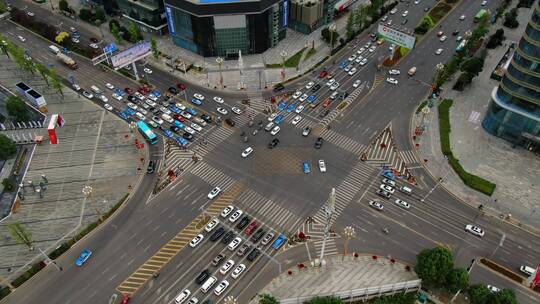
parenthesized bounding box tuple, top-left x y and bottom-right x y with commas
(165, 6, 176, 35)
(283, 0, 289, 27)
(103, 43, 118, 54)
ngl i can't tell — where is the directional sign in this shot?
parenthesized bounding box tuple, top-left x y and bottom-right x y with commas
(377, 24, 416, 49)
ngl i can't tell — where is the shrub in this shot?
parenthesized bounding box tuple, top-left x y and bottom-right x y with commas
(0, 134, 17, 160)
(2, 178, 16, 192)
(415, 19, 431, 34)
(480, 258, 523, 283)
(11, 261, 46, 287)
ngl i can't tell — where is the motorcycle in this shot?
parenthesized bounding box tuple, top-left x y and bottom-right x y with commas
(382, 228, 389, 235)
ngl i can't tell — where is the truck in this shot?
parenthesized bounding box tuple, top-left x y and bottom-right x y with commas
(56, 53, 78, 69)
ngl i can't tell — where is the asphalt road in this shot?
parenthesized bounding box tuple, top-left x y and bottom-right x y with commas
(2, 1, 539, 304)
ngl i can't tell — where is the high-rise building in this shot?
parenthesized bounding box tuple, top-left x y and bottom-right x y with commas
(116, 0, 168, 34)
(482, 3, 540, 151)
(288, 0, 336, 34)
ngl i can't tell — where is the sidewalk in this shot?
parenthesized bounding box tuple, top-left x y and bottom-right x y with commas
(414, 7, 540, 230)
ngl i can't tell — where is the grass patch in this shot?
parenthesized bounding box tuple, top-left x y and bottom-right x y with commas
(265, 63, 282, 69)
(438, 99, 496, 196)
(284, 47, 306, 68)
(429, 2, 453, 23)
(304, 47, 316, 61)
(416, 100, 429, 113)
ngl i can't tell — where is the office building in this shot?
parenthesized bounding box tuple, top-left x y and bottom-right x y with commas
(116, 0, 168, 34)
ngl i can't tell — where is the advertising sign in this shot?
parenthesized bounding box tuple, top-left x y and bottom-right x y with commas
(165, 6, 176, 35)
(103, 43, 118, 54)
(377, 24, 416, 49)
(110, 42, 151, 69)
(283, 0, 289, 27)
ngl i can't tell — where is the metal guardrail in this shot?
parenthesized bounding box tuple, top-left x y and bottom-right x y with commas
(278, 279, 422, 304)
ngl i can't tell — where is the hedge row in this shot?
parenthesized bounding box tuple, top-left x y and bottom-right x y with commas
(12, 261, 45, 287)
(480, 258, 523, 284)
(438, 100, 496, 196)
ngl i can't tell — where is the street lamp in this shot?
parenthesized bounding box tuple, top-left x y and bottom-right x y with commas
(216, 57, 224, 89)
(342, 226, 356, 260)
(420, 171, 451, 203)
(224, 296, 238, 304)
(82, 185, 103, 222)
(329, 24, 337, 55)
(280, 50, 287, 82)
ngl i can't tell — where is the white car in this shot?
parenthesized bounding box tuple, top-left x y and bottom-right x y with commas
(414, 0, 420, 4)
(138, 108, 148, 115)
(382, 178, 396, 187)
(348, 54, 357, 61)
(105, 83, 114, 90)
(291, 115, 302, 125)
(388, 69, 400, 75)
(292, 91, 302, 99)
(89, 43, 99, 49)
(481, 0, 487, 6)
(382, 15, 388, 22)
(71, 37, 80, 43)
(369, 200, 384, 211)
(174, 290, 191, 304)
(229, 210, 243, 222)
(465, 224, 485, 237)
(99, 95, 108, 102)
(326, 78, 336, 86)
(184, 126, 195, 135)
(270, 126, 280, 136)
(161, 114, 174, 124)
(17, 36, 26, 42)
(318, 160, 326, 173)
(204, 218, 219, 232)
(241, 147, 253, 158)
(27, 11, 35, 17)
(221, 206, 234, 218)
(72, 84, 81, 91)
(104, 104, 113, 111)
(145, 100, 157, 107)
(459, 15, 466, 21)
(380, 184, 395, 193)
(176, 103, 187, 111)
(353, 80, 362, 88)
(193, 93, 205, 100)
(208, 187, 221, 199)
(231, 264, 246, 279)
(268, 113, 278, 121)
(194, 117, 207, 126)
(112, 93, 122, 100)
(368, 46, 376, 53)
(355, 56, 363, 63)
(213, 96, 224, 103)
(152, 116, 163, 125)
(127, 102, 138, 110)
(180, 111, 192, 119)
(160, 106, 171, 115)
(220, 260, 235, 274)
(348, 68, 357, 76)
(360, 58, 368, 66)
(440, 35, 447, 42)
(188, 298, 198, 304)
(305, 82, 315, 89)
(435, 48, 443, 55)
(390, 8, 397, 15)
(189, 234, 204, 248)
(386, 78, 398, 85)
(299, 94, 309, 102)
(147, 94, 158, 101)
(217, 107, 228, 115)
(295, 105, 305, 113)
(143, 67, 153, 74)
(231, 107, 242, 115)
(487, 285, 500, 293)
(394, 199, 411, 209)
(134, 92, 144, 100)
(135, 112, 145, 121)
(214, 280, 229, 296)
(402, 10, 408, 17)
(227, 237, 242, 251)
(330, 82, 340, 90)
(356, 47, 365, 54)
(191, 123, 203, 132)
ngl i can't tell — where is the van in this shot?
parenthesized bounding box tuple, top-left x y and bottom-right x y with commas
(200, 276, 217, 293)
(520, 265, 535, 276)
(90, 85, 102, 95)
(408, 67, 417, 76)
(48, 45, 60, 54)
(399, 185, 412, 195)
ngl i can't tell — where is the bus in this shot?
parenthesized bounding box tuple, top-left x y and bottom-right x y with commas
(474, 9, 487, 23)
(455, 39, 468, 53)
(137, 121, 158, 145)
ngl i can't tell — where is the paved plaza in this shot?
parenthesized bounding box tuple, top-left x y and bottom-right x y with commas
(0, 56, 141, 279)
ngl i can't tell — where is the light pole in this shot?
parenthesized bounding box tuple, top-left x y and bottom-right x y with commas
(82, 185, 103, 222)
(342, 226, 356, 260)
(329, 24, 337, 55)
(224, 296, 238, 304)
(129, 121, 137, 139)
(280, 50, 287, 82)
(420, 171, 451, 202)
(317, 188, 336, 266)
(216, 56, 224, 89)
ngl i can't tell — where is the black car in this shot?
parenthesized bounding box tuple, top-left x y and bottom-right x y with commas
(170, 125, 180, 133)
(182, 132, 194, 141)
(314, 137, 324, 149)
(201, 114, 212, 123)
(163, 95, 171, 101)
(237, 243, 252, 257)
(225, 118, 235, 127)
(268, 138, 280, 149)
(195, 269, 211, 285)
(251, 229, 265, 243)
(401, 18, 408, 25)
(221, 231, 235, 244)
(127, 95, 136, 102)
(319, 109, 330, 118)
(210, 227, 226, 242)
(147, 160, 156, 174)
(168, 87, 179, 95)
(236, 216, 251, 230)
(273, 83, 285, 93)
(247, 248, 261, 262)
(311, 84, 321, 92)
(452, 29, 460, 36)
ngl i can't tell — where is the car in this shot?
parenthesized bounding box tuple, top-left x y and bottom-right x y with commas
(229, 210, 243, 222)
(319, 70, 328, 78)
(244, 221, 259, 235)
(124, 87, 134, 94)
(292, 115, 302, 125)
(292, 91, 303, 99)
(188, 297, 198, 304)
(210, 228, 226, 242)
(487, 285, 500, 293)
(435, 48, 443, 55)
(437, 31, 444, 37)
(348, 54, 357, 61)
(127, 102, 138, 110)
(231, 264, 246, 279)
(221, 231, 236, 244)
(104, 104, 114, 111)
(191, 123, 203, 132)
(147, 160, 156, 174)
(389, 69, 400, 75)
(287, 103, 298, 113)
(481, 0, 487, 6)
(273, 83, 285, 92)
(228, 237, 242, 251)
(72, 84, 81, 91)
(382, 15, 388, 22)
(220, 260, 235, 274)
(452, 29, 460, 36)
(177, 83, 187, 90)
(90, 37, 99, 43)
(414, 0, 420, 3)
(27, 11, 35, 17)
(225, 118, 236, 127)
(212, 253, 226, 266)
(326, 78, 336, 86)
(17, 35, 26, 42)
(353, 80, 362, 88)
(311, 84, 321, 92)
(237, 243, 251, 256)
(208, 187, 221, 199)
(390, 8, 397, 15)
(204, 218, 220, 232)
(459, 15, 466, 21)
(465, 224, 485, 237)
(105, 83, 114, 90)
(160, 106, 171, 115)
(232, 107, 242, 115)
(247, 248, 261, 261)
(302, 126, 311, 137)
(386, 78, 398, 85)
(401, 18, 408, 25)
(168, 87, 179, 95)
(295, 105, 305, 113)
(456, 36, 463, 42)
(143, 67, 152, 74)
(274, 114, 285, 124)
(270, 126, 280, 136)
(251, 229, 266, 242)
(360, 58, 369, 66)
(201, 114, 212, 123)
(161, 114, 174, 124)
(75, 249, 92, 266)
(339, 60, 349, 69)
(348, 68, 357, 76)
(402, 10, 408, 17)
(121, 294, 130, 304)
(183, 126, 196, 135)
(214, 280, 229, 296)
(135, 112, 146, 121)
(195, 269, 211, 285)
(394, 199, 411, 209)
(369, 200, 384, 211)
(193, 93, 205, 100)
(241, 147, 253, 158)
(357, 47, 366, 54)
(520, 265, 535, 276)
(302, 161, 311, 174)
(189, 234, 204, 247)
(213, 96, 224, 103)
(180, 111, 192, 119)
(382, 178, 396, 187)
(89, 43, 99, 49)
(268, 113, 278, 122)
(261, 232, 275, 246)
(112, 93, 123, 101)
(268, 138, 280, 149)
(170, 125, 181, 133)
(305, 81, 315, 89)
(174, 290, 190, 304)
(440, 35, 447, 42)
(191, 98, 202, 106)
(314, 137, 323, 149)
(272, 234, 287, 249)
(380, 184, 395, 193)
(236, 216, 251, 230)
(277, 101, 288, 111)
(330, 82, 340, 91)
(376, 189, 391, 199)
(424, 6, 430, 12)
(318, 160, 327, 173)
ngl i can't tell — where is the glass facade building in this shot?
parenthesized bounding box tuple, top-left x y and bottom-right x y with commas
(116, 0, 168, 34)
(483, 3, 540, 151)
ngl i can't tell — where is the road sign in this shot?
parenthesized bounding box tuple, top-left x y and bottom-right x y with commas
(377, 24, 416, 49)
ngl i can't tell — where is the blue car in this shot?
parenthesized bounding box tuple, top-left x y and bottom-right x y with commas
(187, 108, 198, 116)
(174, 120, 185, 129)
(118, 112, 129, 121)
(75, 249, 92, 266)
(125, 108, 136, 116)
(302, 161, 311, 174)
(339, 60, 348, 69)
(151, 91, 161, 97)
(191, 98, 202, 106)
(287, 103, 297, 113)
(169, 106, 181, 114)
(274, 114, 285, 124)
(175, 136, 189, 146)
(278, 101, 288, 111)
(163, 130, 174, 138)
(272, 234, 287, 250)
(307, 95, 317, 103)
(382, 171, 395, 180)
(73, 31, 81, 38)
(115, 88, 126, 96)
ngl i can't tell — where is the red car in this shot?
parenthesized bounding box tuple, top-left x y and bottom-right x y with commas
(173, 114, 186, 122)
(121, 295, 130, 304)
(124, 87, 134, 94)
(322, 98, 333, 108)
(319, 70, 328, 78)
(245, 221, 259, 236)
(176, 83, 186, 90)
(137, 86, 152, 95)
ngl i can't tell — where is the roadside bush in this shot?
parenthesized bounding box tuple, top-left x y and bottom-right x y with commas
(2, 178, 16, 192)
(414, 19, 431, 35)
(503, 8, 519, 28)
(0, 287, 10, 299)
(480, 258, 523, 284)
(452, 72, 473, 91)
(370, 292, 416, 304)
(0, 134, 17, 160)
(11, 261, 46, 287)
(486, 29, 505, 49)
(429, 2, 453, 24)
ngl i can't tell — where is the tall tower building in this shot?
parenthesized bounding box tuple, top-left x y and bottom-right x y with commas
(482, 4, 540, 151)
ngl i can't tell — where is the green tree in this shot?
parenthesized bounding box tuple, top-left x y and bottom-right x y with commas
(491, 289, 518, 304)
(371, 292, 416, 304)
(2, 178, 15, 192)
(79, 8, 92, 22)
(469, 284, 492, 304)
(111, 22, 122, 44)
(128, 22, 142, 43)
(0, 34, 9, 57)
(258, 294, 279, 304)
(95, 9, 106, 22)
(346, 12, 355, 41)
(8, 223, 34, 251)
(35, 63, 50, 87)
(487, 29, 505, 49)
(503, 8, 519, 28)
(0, 0, 8, 13)
(446, 267, 469, 292)
(49, 69, 64, 98)
(304, 296, 343, 304)
(150, 38, 159, 59)
(59, 0, 69, 12)
(414, 247, 454, 288)
(461, 57, 484, 77)
(0, 134, 17, 160)
(6, 96, 30, 122)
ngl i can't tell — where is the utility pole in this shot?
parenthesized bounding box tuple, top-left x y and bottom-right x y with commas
(316, 188, 336, 266)
(420, 171, 451, 202)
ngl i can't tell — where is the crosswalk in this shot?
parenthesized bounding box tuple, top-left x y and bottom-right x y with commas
(245, 92, 268, 113)
(312, 238, 340, 256)
(372, 75, 386, 90)
(319, 82, 368, 126)
(190, 162, 236, 189)
(318, 129, 367, 155)
(399, 150, 419, 165)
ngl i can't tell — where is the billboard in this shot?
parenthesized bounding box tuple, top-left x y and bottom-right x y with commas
(110, 42, 151, 69)
(283, 0, 288, 27)
(377, 24, 416, 49)
(165, 6, 176, 35)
